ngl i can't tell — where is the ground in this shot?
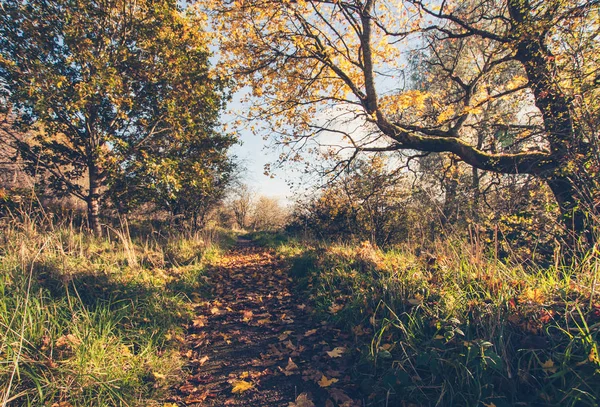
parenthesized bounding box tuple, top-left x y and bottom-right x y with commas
(166, 239, 361, 407)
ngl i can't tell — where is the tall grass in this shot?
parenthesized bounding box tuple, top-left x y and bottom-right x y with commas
(0, 214, 232, 406)
(275, 235, 600, 406)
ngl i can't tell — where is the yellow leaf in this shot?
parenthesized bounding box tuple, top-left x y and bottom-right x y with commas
(318, 375, 339, 387)
(589, 346, 600, 364)
(232, 380, 254, 393)
(541, 359, 557, 374)
(152, 372, 166, 380)
(326, 347, 346, 358)
(524, 288, 544, 303)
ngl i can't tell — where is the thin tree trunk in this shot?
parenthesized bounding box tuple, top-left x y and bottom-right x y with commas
(87, 165, 102, 237)
(547, 176, 592, 247)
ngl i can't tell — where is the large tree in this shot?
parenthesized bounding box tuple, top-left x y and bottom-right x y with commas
(0, 0, 231, 235)
(206, 0, 599, 244)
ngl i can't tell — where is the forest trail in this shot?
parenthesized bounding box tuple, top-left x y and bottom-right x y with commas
(167, 240, 362, 407)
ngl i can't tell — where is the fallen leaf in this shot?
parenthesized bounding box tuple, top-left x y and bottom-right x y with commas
(55, 334, 81, 349)
(327, 347, 346, 358)
(541, 359, 557, 374)
(328, 388, 354, 404)
(199, 355, 209, 366)
(231, 380, 254, 393)
(329, 303, 343, 314)
(318, 375, 339, 387)
(352, 325, 367, 336)
(152, 371, 166, 380)
(288, 392, 315, 407)
(278, 330, 293, 341)
(192, 316, 206, 328)
(210, 307, 221, 315)
(280, 357, 299, 376)
(184, 391, 210, 404)
(304, 329, 318, 337)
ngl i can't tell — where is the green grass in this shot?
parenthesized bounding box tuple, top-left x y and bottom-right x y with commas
(0, 220, 231, 406)
(274, 237, 600, 407)
(242, 230, 289, 247)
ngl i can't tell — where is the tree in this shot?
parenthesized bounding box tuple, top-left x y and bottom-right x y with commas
(0, 0, 230, 235)
(206, 0, 599, 244)
(229, 184, 254, 230)
(251, 196, 288, 231)
(109, 125, 237, 228)
(291, 156, 409, 246)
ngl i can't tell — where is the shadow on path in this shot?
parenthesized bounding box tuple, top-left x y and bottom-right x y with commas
(167, 239, 361, 406)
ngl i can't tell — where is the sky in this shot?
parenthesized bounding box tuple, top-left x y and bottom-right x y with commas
(223, 93, 297, 204)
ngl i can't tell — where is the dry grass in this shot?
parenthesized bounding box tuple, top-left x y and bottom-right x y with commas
(0, 214, 235, 406)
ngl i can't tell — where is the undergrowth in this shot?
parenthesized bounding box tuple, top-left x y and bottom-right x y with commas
(271, 236, 600, 407)
(0, 217, 235, 406)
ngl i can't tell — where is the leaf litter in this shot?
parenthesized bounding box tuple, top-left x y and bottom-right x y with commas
(165, 244, 360, 406)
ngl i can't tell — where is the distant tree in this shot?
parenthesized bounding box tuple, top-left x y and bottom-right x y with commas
(229, 184, 254, 230)
(292, 156, 409, 246)
(0, 0, 231, 235)
(110, 128, 237, 228)
(251, 196, 288, 231)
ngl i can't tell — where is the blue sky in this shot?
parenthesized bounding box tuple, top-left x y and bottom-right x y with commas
(223, 92, 296, 203)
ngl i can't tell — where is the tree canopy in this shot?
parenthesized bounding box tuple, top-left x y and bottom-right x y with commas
(205, 0, 599, 243)
(0, 0, 234, 234)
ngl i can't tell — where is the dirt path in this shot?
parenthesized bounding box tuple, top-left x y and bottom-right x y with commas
(167, 241, 362, 406)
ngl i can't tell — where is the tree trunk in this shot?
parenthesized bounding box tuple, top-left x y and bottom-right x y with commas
(442, 178, 458, 227)
(546, 176, 592, 247)
(471, 166, 480, 223)
(87, 164, 102, 237)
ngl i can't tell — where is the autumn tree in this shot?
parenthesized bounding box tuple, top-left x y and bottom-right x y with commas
(109, 125, 237, 228)
(206, 0, 599, 245)
(0, 0, 230, 235)
(229, 184, 255, 230)
(251, 196, 288, 231)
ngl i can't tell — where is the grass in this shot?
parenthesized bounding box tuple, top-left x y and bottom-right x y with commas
(266, 235, 600, 407)
(0, 216, 235, 406)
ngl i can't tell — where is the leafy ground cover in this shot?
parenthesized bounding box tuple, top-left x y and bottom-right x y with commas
(273, 237, 600, 406)
(0, 218, 235, 406)
(166, 241, 361, 406)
